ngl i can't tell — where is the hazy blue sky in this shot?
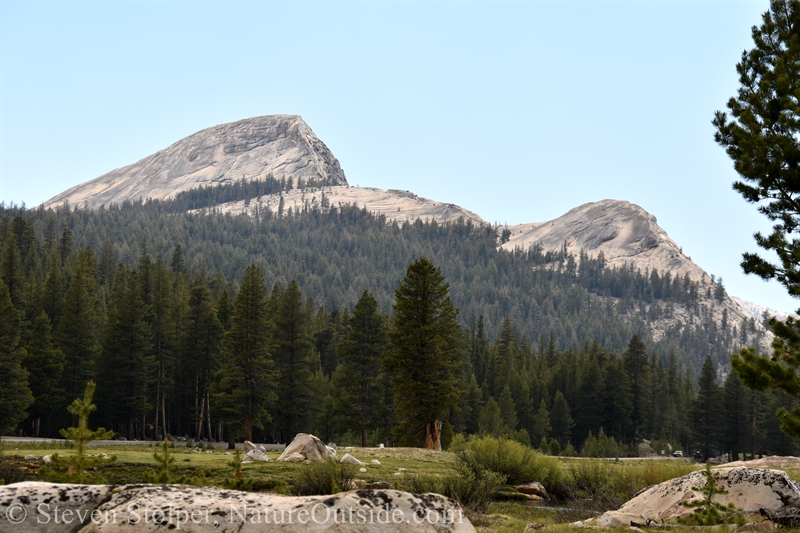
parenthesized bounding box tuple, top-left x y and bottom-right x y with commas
(3, 0, 793, 313)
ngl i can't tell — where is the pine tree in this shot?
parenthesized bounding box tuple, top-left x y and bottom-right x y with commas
(531, 398, 552, 445)
(691, 356, 723, 461)
(497, 384, 518, 430)
(0, 233, 25, 310)
(182, 285, 223, 441)
(22, 312, 66, 437)
(51, 381, 114, 483)
(723, 371, 746, 461)
(0, 279, 33, 435)
(55, 254, 100, 411)
(550, 390, 575, 448)
(214, 265, 275, 444)
(333, 290, 387, 447)
(478, 397, 503, 436)
(272, 280, 317, 442)
(623, 334, 649, 450)
(41, 258, 65, 327)
(97, 269, 152, 438)
(385, 257, 461, 449)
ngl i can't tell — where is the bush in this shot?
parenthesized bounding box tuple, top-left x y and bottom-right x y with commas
(295, 459, 357, 495)
(565, 458, 699, 509)
(451, 435, 565, 488)
(397, 465, 505, 513)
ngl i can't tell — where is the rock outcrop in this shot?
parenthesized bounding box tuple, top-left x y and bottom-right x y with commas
(205, 186, 487, 227)
(277, 433, 331, 462)
(590, 467, 800, 527)
(500, 199, 771, 350)
(44, 115, 347, 209)
(1, 482, 475, 532)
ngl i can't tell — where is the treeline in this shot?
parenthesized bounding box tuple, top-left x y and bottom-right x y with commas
(0, 197, 759, 377)
(0, 208, 793, 457)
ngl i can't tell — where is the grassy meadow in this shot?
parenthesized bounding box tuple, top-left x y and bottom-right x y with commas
(2, 439, 799, 533)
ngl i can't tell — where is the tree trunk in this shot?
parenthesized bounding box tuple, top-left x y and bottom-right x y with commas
(205, 390, 213, 442)
(424, 419, 442, 451)
(34, 417, 40, 438)
(195, 396, 205, 441)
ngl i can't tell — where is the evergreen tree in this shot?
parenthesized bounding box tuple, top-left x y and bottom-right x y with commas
(550, 390, 574, 447)
(477, 397, 502, 436)
(0, 279, 33, 435)
(214, 265, 275, 443)
(623, 334, 649, 450)
(41, 258, 65, 327)
(497, 384, 518, 430)
(0, 233, 25, 310)
(182, 285, 223, 441)
(723, 371, 746, 461)
(531, 398, 552, 445)
(333, 290, 387, 447)
(55, 253, 100, 409)
(385, 257, 461, 449)
(97, 270, 152, 438)
(690, 356, 723, 461)
(22, 312, 66, 437)
(272, 280, 317, 442)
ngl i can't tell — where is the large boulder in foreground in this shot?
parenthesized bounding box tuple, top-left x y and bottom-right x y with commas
(592, 467, 800, 527)
(0, 482, 474, 532)
(277, 433, 331, 462)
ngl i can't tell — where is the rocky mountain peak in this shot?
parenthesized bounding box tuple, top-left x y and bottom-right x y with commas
(501, 199, 700, 282)
(44, 115, 347, 209)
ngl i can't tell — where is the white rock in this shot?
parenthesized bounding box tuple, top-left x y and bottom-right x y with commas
(42, 454, 52, 465)
(45, 116, 348, 210)
(340, 453, 366, 466)
(24, 454, 36, 460)
(598, 467, 800, 524)
(371, 459, 381, 465)
(277, 433, 331, 462)
(379, 443, 385, 448)
(242, 449, 270, 462)
(0, 482, 477, 532)
(326, 445, 337, 458)
(360, 468, 368, 473)
(398, 467, 407, 472)
(282, 452, 305, 462)
(243, 440, 257, 452)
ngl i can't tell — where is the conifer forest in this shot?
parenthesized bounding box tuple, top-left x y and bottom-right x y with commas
(0, 185, 795, 458)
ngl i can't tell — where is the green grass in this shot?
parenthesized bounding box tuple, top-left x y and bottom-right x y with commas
(4, 441, 800, 533)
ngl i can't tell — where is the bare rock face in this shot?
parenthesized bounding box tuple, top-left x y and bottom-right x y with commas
(277, 433, 331, 462)
(207, 186, 487, 227)
(501, 200, 692, 280)
(44, 115, 347, 209)
(500, 199, 771, 350)
(592, 467, 800, 527)
(0, 482, 475, 532)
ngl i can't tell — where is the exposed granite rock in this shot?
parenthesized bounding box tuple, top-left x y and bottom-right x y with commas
(589, 467, 800, 527)
(277, 433, 330, 462)
(206, 186, 487, 227)
(44, 115, 347, 209)
(0, 482, 475, 532)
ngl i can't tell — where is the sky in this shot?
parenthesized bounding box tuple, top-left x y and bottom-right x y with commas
(2, 0, 795, 314)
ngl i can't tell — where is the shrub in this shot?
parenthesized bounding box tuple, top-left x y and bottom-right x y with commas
(451, 435, 564, 488)
(295, 459, 357, 495)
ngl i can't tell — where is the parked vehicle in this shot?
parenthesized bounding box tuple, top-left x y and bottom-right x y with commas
(673, 450, 683, 457)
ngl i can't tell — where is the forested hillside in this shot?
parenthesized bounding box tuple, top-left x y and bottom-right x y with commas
(0, 192, 790, 457)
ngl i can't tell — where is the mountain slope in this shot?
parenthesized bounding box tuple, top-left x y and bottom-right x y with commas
(204, 186, 487, 226)
(41, 116, 773, 357)
(44, 115, 347, 209)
